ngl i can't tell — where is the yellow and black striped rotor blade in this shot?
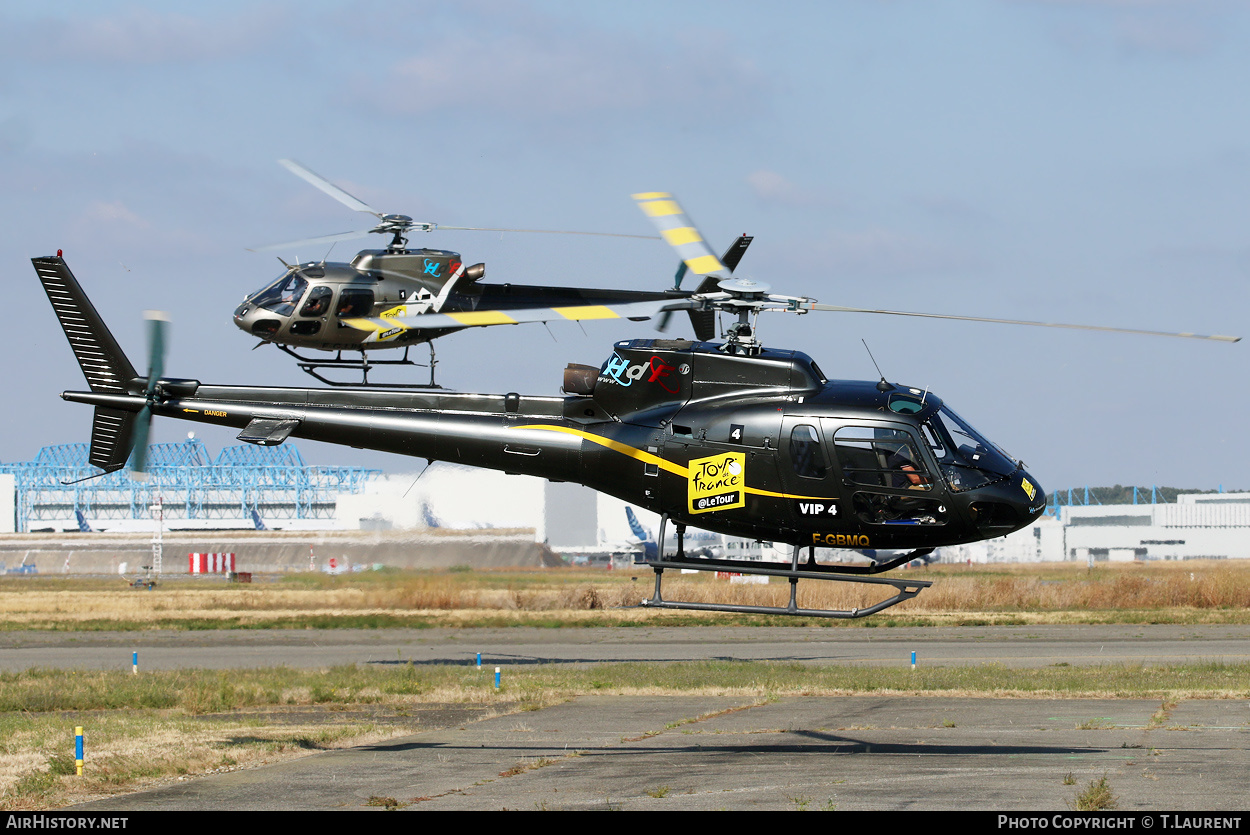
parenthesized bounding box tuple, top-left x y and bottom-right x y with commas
(343, 299, 697, 341)
(632, 192, 729, 278)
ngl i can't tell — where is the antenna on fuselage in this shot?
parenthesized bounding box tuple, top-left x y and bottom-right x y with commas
(862, 339, 894, 392)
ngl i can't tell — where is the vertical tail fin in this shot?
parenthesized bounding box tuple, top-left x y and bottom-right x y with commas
(33, 256, 139, 393)
(625, 507, 649, 541)
(33, 256, 141, 472)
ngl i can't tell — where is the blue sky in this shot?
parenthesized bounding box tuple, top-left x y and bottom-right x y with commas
(2, 0, 1247, 493)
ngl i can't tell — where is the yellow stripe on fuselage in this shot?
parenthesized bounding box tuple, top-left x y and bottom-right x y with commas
(553, 305, 619, 321)
(518, 424, 687, 477)
(515, 424, 834, 501)
(447, 310, 518, 326)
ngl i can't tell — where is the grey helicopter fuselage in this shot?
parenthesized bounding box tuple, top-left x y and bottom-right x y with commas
(234, 248, 686, 352)
(234, 248, 468, 350)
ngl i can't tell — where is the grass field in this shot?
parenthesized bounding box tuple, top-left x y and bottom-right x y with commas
(4, 559, 1250, 629)
(4, 558, 1250, 809)
(6, 659, 1250, 810)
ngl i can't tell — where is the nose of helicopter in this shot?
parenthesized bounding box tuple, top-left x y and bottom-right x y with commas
(233, 302, 254, 333)
(1019, 469, 1046, 525)
(233, 302, 281, 339)
(964, 468, 1047, 536)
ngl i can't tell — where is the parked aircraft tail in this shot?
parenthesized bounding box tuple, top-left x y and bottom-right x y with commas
(625, 507, 658, 560)
(625, 507, 649, 541)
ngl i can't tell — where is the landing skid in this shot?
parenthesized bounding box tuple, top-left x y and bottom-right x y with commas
(639, 516, 933, 619)
(275, 344, 442, 388)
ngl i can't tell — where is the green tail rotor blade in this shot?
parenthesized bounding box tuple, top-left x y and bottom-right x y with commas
(131, 311, 169, 481)
(672, 262, 688, 290)
(128, 405, 151, 481)
(143, 311, 169, 395)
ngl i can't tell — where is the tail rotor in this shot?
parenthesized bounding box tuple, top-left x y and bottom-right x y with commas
(128, 311, 169, 481)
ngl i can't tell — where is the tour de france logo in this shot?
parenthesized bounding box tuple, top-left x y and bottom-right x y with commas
(688, 452, 746, 514)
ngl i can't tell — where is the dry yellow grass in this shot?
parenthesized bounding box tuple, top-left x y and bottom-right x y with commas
(2, 559, 1249, 628)
(1, 713, 463, 811)
(652, 560, 1250, 618)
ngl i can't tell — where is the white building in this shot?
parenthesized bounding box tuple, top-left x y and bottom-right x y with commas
(942, 493, 1250, 564)
(7, 451, 1244, 565)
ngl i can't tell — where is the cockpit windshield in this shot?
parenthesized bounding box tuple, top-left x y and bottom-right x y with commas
(920, 405, 1018, 492)
(248, 273, 307, 317)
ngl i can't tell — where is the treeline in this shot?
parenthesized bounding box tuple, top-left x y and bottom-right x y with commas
(1052, 485, 1244, 505)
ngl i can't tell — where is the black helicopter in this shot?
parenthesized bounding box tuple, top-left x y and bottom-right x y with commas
(32, 193, 1240, 618)
(236, 161, 720, 386)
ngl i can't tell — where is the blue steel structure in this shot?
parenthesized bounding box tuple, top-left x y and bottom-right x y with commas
(0, 437, 380, 531)
(1044, 485, 1195, 515)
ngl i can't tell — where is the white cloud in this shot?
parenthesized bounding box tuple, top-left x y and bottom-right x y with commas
(80, 199, 149, 229)
(1115, 15, 1212, 55)
(7, 8, 280, 64)
(1031, 0, 1225, 57)
(369, 27, 766, 120)
(800, 227, 981, 278)
(746, 170, 837, 209)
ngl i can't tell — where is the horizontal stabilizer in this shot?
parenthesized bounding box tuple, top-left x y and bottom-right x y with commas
(237, 417, 301, 446)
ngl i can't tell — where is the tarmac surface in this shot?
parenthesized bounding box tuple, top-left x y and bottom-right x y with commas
(5, 623, 1250, 671)
(18, 625, 1246, 812)
(69, 694, 1250, 811)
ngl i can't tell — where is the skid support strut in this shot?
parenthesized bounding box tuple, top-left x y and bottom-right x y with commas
(640, 516, 932, 619)
(277, 343, 442, 388)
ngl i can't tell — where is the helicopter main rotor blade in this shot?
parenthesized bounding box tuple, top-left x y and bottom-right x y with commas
(247, 229, 377, 254)
(250, 226, 659, 254)
(798, 302, 1242, 343)
(431, 225, 659, 240)
(633, 192, 731, 278)
(279, 159, 380, 217)
(343, 298, 698, 341)
(262, 161, 663, 252)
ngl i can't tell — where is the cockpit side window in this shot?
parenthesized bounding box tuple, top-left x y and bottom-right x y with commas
(335, 288, 375, 318)
(833, 426, 932, 491)
(831, 425, 947, 526)
(790, 424, 827, 479)
(300, 286, 333, 317)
